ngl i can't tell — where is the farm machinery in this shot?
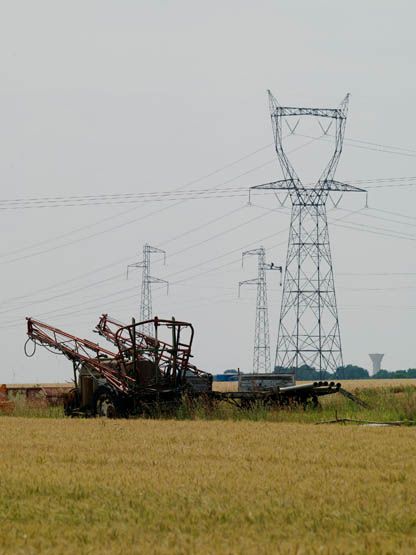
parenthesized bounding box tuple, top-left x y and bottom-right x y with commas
(26, 315, 211, 417)
(25, 315, 341, 417)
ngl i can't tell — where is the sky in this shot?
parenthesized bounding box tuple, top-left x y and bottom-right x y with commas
(0, 0, 415, 382)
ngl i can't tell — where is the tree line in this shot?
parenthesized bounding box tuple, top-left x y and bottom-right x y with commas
(273, 364, 416, 380)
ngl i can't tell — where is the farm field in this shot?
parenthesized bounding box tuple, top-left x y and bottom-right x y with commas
(1, 417, 416, 555)
(213, 378, 416, 392)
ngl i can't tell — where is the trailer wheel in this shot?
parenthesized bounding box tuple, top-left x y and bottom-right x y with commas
(93, 386, 118, 418)
(63, 388, 80, 417)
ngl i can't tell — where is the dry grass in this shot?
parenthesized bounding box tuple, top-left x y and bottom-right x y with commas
(212, 380, 238, 392)
(3, 381, 416, 424)
(1, 417, 416, 554)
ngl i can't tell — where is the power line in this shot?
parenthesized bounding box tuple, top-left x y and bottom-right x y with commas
(1, 180, 414, 268)
(340, 136, 416, 155)
(0, 206, 245, 304)
(0, 273, 123, 315)
(331, 214, 416, 242)
(3, 134, 416, 327)
(0, 218, 291, 326)
(369, 207, 416, 222)
(339, 271, 416, 276)
(295, 132, 416, 158)
(5, 221, 414, 330)
(0, 206, 272, 313)
(0, 205, 140, 260)
(0, 137, 339, 213)
(2, 175, 416, 212)
(0, 141, 277, 261)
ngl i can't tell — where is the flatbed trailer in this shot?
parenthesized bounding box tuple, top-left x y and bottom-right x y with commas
(212, 382, 340, 409)
(25, 316, 341, 417)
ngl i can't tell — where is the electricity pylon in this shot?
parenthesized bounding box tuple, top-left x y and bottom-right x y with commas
(127, 244, 168, 335)
(239, 246, 282, 373)
(251, 91, 365, 375)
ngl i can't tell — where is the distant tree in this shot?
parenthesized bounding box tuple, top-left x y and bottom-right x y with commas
(274, 365, 334, 380)
(335, 365, 369, 380)
(275, 363, 416, 380)
(373, 370, 391, 379)
(296, 365, 319, 381)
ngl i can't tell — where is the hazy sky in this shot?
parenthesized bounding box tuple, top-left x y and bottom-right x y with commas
(1, 0, 415, 382)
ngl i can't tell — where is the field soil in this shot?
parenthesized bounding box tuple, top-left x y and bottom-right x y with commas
(1, 417, 416, 554)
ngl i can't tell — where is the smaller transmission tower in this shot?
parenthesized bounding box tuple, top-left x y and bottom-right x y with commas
(239, 247, 282, 373)
(128, 244, 168, 335)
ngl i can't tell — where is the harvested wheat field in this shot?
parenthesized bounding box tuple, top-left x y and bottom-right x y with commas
(1, 417, 416, 555)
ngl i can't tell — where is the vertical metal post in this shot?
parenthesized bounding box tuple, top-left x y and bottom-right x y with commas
(132, 317, 137, 380)
(72, 360, 78, 388)
(154, 316, 159, 383)
(171, 317, 178, 384)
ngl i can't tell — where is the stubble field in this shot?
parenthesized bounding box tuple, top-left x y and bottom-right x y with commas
(1, 416, 416, 554)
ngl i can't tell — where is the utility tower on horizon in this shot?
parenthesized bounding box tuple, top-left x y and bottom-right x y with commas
(239, 246, 282, 373)
(251, 91, 365, 375)
(128, 244, 168, 335)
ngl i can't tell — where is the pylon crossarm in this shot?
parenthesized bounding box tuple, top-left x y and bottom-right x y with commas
(126, 261, 144, 279)
(272, 107, 346, 118)
(242, 247, 264, 265)
(321, 180, 366, 193)
(265, 263, 283, 285)
(146, 245, 167, 264)
(251, 179, 297, 191)
(239, 278, 260, 287)
(250, 179, 365, 195)
(149, 276, 169, 295)
(269, 92, 350, 120)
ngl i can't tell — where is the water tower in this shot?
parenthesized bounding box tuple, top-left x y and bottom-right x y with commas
(369, 353, 384, 375)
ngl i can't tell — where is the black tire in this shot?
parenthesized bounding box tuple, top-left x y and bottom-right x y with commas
(93, 385, 119, 418)
(63, 388, 80, 417)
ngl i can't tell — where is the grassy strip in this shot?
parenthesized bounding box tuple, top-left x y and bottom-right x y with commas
(2, 384, 416, 423)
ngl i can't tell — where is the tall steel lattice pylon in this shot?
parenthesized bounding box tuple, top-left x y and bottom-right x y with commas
(251, 91, 365, 375)
(239, 247, 282, 373)
(128, 244, 168, 335)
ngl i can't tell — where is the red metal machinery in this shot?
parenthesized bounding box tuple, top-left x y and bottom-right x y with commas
(95, 314, 212, 392)
(26, 316, 205, 416)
